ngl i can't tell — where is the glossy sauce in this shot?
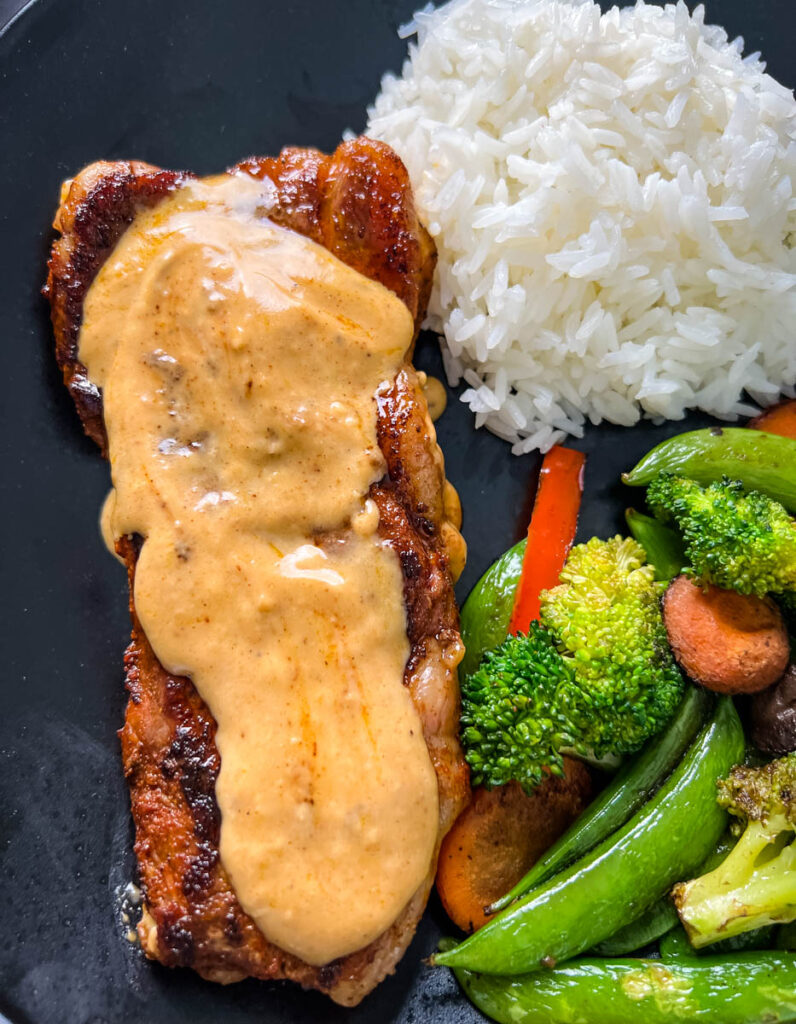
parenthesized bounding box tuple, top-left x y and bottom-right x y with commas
(78, 173, 439, 966)
(420, 373, 448, 423)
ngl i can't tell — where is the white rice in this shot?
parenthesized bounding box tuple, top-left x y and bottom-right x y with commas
(366, 0, 796, 453)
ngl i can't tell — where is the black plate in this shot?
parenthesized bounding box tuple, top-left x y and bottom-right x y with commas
(0, 0, 792, 1021)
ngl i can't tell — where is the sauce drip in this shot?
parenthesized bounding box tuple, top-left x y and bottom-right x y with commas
(78, 173, 439, 966)
(420, 373, 448, 423)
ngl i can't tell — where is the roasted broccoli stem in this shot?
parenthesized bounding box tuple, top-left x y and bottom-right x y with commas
(646, 474, 796, 598)
(673, 753, 796, 947)
(460, 537, 684, 793)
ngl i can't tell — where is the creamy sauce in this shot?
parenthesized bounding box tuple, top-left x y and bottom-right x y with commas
(78, 173, 439, 966)
(419, 373, 448, 423)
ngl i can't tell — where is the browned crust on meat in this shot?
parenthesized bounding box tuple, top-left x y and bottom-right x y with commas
(237, 138, 435, 331)
(46, 140, 467, 1006)
(45, 161, 193, 452)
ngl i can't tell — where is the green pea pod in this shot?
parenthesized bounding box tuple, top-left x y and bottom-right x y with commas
(592, 829, 737, 958)
(459, 538, 525, 679)
(589, 898, 679, 957)
(451, 953, 796, 1024)
(489, 685, 711, 914)
(625, 509, 685, 581)
(433, 698, 744, 975)
(622, 427, 796, 513)
(660, 924, 776, 960)
(699, 829, 738, 873)
(658, 926, 697, 959)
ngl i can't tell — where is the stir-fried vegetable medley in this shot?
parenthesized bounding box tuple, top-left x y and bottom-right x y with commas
(442, 409, 796, 1024)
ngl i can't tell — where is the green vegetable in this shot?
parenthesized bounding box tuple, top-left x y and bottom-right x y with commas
(674, 752, 796, 948)
(434, 698, 744, 975)
(589, 898, 679, 956)
(777, 921, 796, 950)
(625, 508, 685, 581)
(622, 427, 796, 513)
(659, 926, 697, 959)
(700, 829, 740, 871)
(461, 537, 684, 792)
(715, 927, 778, 953)
(647, 474, 796, 597)
(656, 832, 775, 959)
(459, 538, 525, 680)
(461, 622, 575, 792)
(489, 685, 711, 913)
(658, 925, 694, 959)
(451, 953, 796, 1024)
(660, 924, 777, 959)
(540, 537, 685, 759)
(657, 830, 775, 956)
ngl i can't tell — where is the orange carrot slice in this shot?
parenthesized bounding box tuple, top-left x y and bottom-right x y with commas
(749, 399, 796, 440)
(508, 446, 586, 635)
(436, 760, 593, 933)
(662, 575, 790, 694)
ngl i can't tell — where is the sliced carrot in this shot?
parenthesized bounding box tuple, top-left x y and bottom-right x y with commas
(749, 399, 796, 439)
(508, 446, 586, 635)
(662, 575, 789, 694)
(435, 759, 593, 933)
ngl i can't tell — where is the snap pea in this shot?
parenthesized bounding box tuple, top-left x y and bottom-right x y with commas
(433, 698, 744, 975)
(589, 898, 679, 957)
(489, 685, 711, 914)
(660, 924, 776, 959)
(625, 509, 685, 581)
(623, 427, 796, 513)
(592, 829, 735, 957)
(451, 953, 796, 1024)
(699, 828, 738, 872)
(658, 926, 696, 959)
(459, 538, 525, 679)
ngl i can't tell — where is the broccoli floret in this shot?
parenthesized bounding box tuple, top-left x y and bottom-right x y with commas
(541, 536, 684, 759)
(460, 623, 576, 792)
(646, 474, 796, 598)
(460, 537, 684, 794)
(673, 753, 796, 947)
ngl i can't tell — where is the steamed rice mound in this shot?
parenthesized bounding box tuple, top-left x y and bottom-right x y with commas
(367, 0, 796, 454)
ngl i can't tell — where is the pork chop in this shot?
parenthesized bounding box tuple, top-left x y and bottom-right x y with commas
(45, 138, 468, 1006)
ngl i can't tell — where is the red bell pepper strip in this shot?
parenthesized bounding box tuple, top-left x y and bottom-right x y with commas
(508, 445, 586, 635)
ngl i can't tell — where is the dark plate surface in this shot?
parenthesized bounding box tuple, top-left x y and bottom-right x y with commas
(0, 0, 792, 1021)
